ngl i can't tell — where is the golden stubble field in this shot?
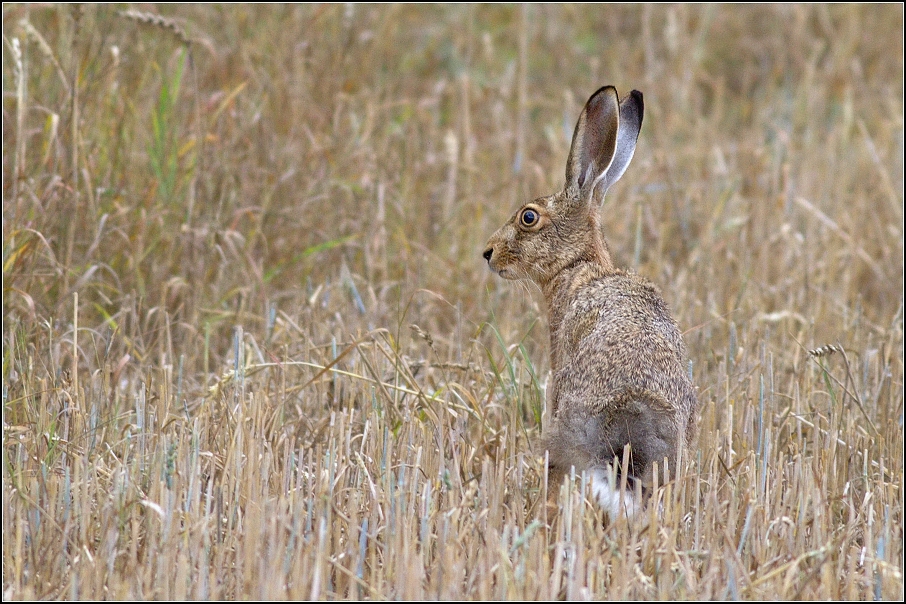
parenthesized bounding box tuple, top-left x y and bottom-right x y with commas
(2, 4, 903, 600)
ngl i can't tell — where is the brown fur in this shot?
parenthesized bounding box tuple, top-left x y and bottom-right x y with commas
(483, 87, 698, 514)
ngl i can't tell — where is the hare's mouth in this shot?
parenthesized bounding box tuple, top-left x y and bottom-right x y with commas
(493, 267, 519, 280)
(484, 252, 520, 279)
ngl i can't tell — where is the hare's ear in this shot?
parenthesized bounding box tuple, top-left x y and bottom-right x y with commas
(565, 87, 644, 203)
(601, 90, 644, 198)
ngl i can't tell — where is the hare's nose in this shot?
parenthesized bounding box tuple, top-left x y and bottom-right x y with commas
(482, 247, 493, 263)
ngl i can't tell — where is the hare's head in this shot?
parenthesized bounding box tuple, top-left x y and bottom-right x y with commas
(483, 87, 643, 286)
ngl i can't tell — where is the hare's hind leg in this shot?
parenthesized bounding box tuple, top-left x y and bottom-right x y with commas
(545, 394, 678, 519)
(589, 398, 681, 520)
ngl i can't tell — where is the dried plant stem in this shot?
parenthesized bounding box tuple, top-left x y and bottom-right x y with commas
(72, 291, 78, 399)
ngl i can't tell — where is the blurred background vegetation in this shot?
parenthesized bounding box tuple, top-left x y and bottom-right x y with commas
(4, 4, 900, 369)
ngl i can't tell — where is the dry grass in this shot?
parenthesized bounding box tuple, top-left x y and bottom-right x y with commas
(2, 4, 903, 600)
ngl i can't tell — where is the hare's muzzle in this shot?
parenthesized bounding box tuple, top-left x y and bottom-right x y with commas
(483, 245, 512, 278)
(483, 246, 505, 276)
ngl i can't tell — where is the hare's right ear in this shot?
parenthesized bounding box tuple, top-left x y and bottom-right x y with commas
(565, 87, 644, 203)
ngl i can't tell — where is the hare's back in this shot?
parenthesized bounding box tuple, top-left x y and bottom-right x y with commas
(555, 272, 694, 420)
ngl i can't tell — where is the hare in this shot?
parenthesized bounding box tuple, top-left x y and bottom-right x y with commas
(482, 86, 698, 520)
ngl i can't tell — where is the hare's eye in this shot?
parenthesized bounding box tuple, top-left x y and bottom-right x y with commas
(520, 209, 539, 227)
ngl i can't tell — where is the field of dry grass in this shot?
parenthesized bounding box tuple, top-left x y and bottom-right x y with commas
(2, 4, 903, 600)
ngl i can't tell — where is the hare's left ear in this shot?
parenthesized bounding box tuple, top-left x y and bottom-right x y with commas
(565, 87, 644, 203)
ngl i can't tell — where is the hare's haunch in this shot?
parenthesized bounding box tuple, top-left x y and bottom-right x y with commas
(483, 86, 698, 520)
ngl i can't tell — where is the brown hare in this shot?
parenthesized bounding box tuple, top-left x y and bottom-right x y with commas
(482, 86, 698, 520)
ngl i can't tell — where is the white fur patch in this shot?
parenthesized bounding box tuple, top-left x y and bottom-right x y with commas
(588, 467, 638, 520)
